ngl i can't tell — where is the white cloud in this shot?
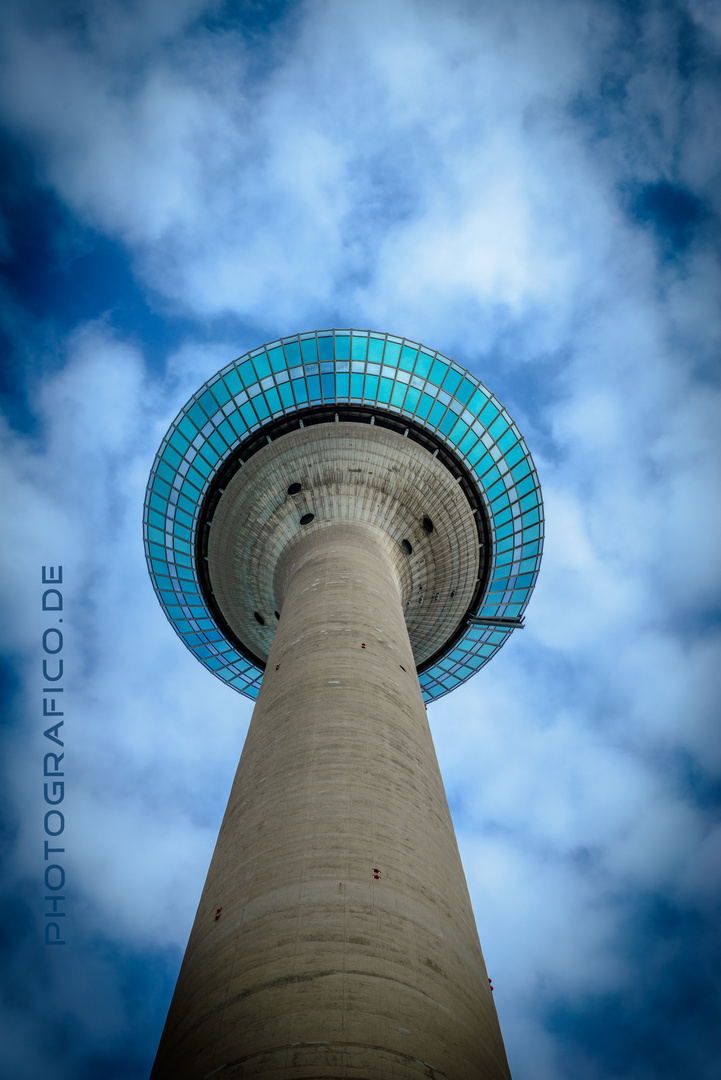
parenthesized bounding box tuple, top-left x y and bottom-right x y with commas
(1, 1, 720, 1077)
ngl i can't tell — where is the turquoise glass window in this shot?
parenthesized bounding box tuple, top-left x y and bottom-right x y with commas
(413, 350, 433, 379)
(489, 414, 509, 439)
(222, 406, 245, 434)
(496, 521, 514, 542)
(236, 402, 256, 428)
(197, 442, 220, 468)
(187, 402, 207, 429)
(224, 368, 242, 396)
(390, 381, 406, 408)
(398, 344, 416, 371)
(252, 394, 270, 420)
(160, 445, 182, 470)
(284, 340, 301, 365)
(307, 375, 321, 400)
(176, 492, 196, 517)
(318, 336, 334, 362)
(238, 360, 255, 384)
(148, 492, 168, 515)
(456, 378, 476, 406)
(367, 337, 385, 363)
(217, 418, 239, 444)
(180, 478, 200, 502)
(334, 335, 350, 359)
(292, 378, 308, 404)
(468, 389, 489, 414)
(505, 442, 525, 467)
(468, 445, 491, 471)
(351, 335, 367, 360)
(426, 400, 443, 427)
(486, 478, 505, 502)
(478, 400, 499, 426)
(438, 409, 457, 436)
(364, 375, 379, 399)
(448, 415, 469, 443)
(268, 346, 285, 372)
(442, 368, 462, 395)
(198, 389, 220, 417)
(191, 456, 214, 479)
(458, 428, 478, 458)
(252, 352, 271, 379)
(301, 338, 317, 363)
(177, 415, 198, 441)
(186, 466, 206, 489)
(495, 431, 515, 456)
(428, 358, 449, 386)
(155, 460, 175, 484)
(169, 429, 190, 454)
(511, 460, 531, 483)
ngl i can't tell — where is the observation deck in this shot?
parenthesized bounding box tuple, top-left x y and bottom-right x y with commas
(143, 330, 543, 702)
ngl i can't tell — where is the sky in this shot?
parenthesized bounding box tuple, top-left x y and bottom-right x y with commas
(0, 0, 719, 1077)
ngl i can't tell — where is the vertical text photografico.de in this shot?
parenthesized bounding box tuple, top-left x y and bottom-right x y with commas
(42, 565, 65, 946)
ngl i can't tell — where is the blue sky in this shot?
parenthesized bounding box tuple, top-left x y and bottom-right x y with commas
(1, 1, 720, 1077)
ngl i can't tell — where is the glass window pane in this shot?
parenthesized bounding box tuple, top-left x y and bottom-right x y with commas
(317, 336, 334, 362)
(384, 341, 401, 366)
(414, 350, 433, 379)
(307, 374, 321, 400)
(428, 358, 449, 386)
(351, 335, 367, 360)
(284, 340, 301, 365)
(442, 369, 462, 395)
(252, 353, 271, 380)
(238, 360, 255, 385)
(292, 378, 308, 404)
(364, 375, 379, 400)
(367, 337, 384, 363)
(334, 335, 350, 360)
(301, 338, 318, 363)
(198, 389, 219, 417)
(378, 377, 393, 403)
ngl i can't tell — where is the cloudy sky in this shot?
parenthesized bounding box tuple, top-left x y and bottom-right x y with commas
(1, 0, 720, 1077)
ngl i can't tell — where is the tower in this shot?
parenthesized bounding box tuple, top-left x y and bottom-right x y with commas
(144, 330, 543, 1079)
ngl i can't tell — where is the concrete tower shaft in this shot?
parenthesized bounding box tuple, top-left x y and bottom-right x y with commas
(151, 517, 511, 1079)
